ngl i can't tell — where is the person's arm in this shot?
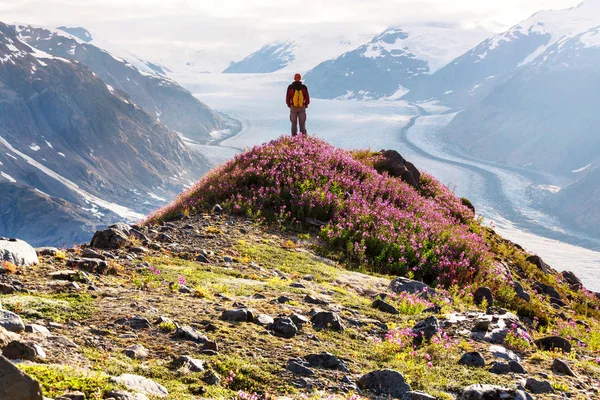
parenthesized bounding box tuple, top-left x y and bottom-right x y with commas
(286, 87, 293, 107)
(303, 87, 310, 107)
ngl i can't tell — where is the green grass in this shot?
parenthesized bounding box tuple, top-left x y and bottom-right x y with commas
(18, 364, 118, 400)
(0, 293, 95, 323)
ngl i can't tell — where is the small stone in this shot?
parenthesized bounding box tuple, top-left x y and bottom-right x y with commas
(372, 298, 399, 314)
(312, 311, 344, 332)
(287, 359, 315, 376)
(271, 317, 298, 338)
(221, 308, 252, 322)
(402, 392, 437, 400)
(526, 255, 550, 274)
(457, 384, 528, 400)
(130, 247, 148, 254)
(25, 324, 50, 336)
(525, 378, 554, 394)
(358, 369, 411, 398)
(390, 277, 435, 297)
(552, 359, 576, 377)
(196, 254, 209, 263)
(290, 282, 306, 289)
(104, 391, 149, 400)
(509, 361, 527, 374)
(173, 325, 208, 343)
(0, 283, 15, 294)
(458, 352, 485, 368)
(489, 362, 511, 374)
(535, 336, 571, 353)
(57, 392, 85, 400)
(202, 371, 220, 385)
(124, 344, 148, 360)
(175, 356, 205, 372)
(110, 375, 168, 397)
(290, 313, 310, 328)
(412, 316, 439, 345)
(115, 317, 151, 330)
(0, 310, 25, 332)
(2, 340, 46, 360)
(277, 296, 292, 304)
(202, 341, 218, 352)
(304, 295, 328, 305)
(304, 352, 349, 372)
(474, 319, 491, 331)
(474, 287, 493, 306)
(513, 282, 531, 302)
(223, 256, 233, 263)
(178, 285, 192, 294)
(254, 314, 274, 326)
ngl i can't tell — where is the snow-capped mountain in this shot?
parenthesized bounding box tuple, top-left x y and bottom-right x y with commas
(224, 41, 296, 73)
(304, 26, 491, 99)
(404, 0, 600, 106)
(222, 33, 369, 76)
(14, 25, 226, 142)
(0, 22, 209, 246)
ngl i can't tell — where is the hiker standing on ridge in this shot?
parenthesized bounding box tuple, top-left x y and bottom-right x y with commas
(286, 73, 310, 136)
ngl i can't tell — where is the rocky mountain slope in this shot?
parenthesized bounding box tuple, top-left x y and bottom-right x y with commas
(0, 22, 209, 246)
(403, 0, 600, 107)
(223, 41, 296, 74)
(543, 165, 600, 237)
(14, 25, 226, 143)
(0, 137, 598, 400)
(304, 26, 490, 99)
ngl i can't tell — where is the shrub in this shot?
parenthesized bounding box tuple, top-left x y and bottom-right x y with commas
(147, 136, 491, 287)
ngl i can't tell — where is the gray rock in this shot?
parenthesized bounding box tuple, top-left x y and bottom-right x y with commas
(0, 310, 25, 333)
(562, 271, 582, 289)
(509, 361, 527, 374)
(525, 378, 554, 394)
(290, 313, 310, 328)
(390, 277, 435, 297)
(458, 352, 485, 368)
(2, 340, 46, 361)
(104, 391, 149, 400)
(110, 374, 168, 398)
(489, 362, 511, 374)
(457, 384, 528, 400)
(474, 319, 491, 331)
(25, 324, 50, 336)
(56, 392, 85, 400)
(254, 314, 274, 326)
(49, 270, 91, 284)
(552, 359, 576, 377)
(90, 223, 131, 249)
(0, 283, 15, 294)
(35, 247, 60, 256)
(304, 295, 328, 305)
(287, 359, 315, 376)
(0, 238, 38, 267)
(175, 356, 205, 372)
(221, 308, 252, 322)
(277, 296, 292, 304)
(304, 352, 349, 372)
(290, 282, 306, 289)
(0, 355, 43, 399)
(473, 287, 493, 306)
(202, 341, 218, 352)
(312, 311, 344, 331)
(124, 344, 149, 360)
(526, 255, 550, 274)
(115, 317, 151, 330)
(412, 316, 439, 345)
(202, 370, 221, 385)
(372, 298, 399, 314)
(513, 282, 531, 302)
(66, 258, 109, 274)
(271, 317, 298, 338)
(173, 325, 208, 343)
(532, 281, 561, 300)
(535, 336, 571, 353)
(358, 369, 411, 398)
(489, 345, 521, 362)
(402, 392, 437, 400)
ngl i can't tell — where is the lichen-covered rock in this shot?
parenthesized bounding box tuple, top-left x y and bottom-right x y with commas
(457, 384, 528, 400)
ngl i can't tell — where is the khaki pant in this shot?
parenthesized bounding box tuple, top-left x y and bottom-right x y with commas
(290, 106, 307, 136)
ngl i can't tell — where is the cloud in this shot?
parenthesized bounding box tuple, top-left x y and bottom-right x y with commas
(0, 0, 582, 69)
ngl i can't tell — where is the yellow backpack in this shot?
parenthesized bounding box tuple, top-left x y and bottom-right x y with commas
(293, 89, 304, 107)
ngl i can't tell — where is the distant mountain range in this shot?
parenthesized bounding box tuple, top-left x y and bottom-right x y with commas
(15, 25, 226, 143)
(0, 22, 220, 246)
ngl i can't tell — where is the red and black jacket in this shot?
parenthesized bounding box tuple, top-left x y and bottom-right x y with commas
(286, 81, 310, 107)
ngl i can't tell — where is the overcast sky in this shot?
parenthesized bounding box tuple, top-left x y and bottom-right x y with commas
(0, 0, 584, 64)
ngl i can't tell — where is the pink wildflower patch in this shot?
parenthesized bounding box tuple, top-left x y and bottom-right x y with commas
(147, 136, 491, 286)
